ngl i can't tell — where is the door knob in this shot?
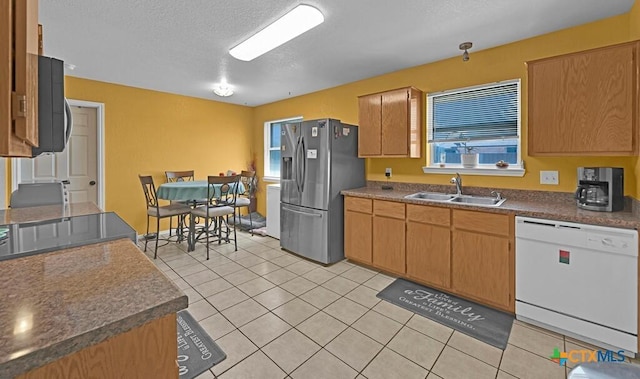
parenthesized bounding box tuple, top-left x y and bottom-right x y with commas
(89, 180, 96, 186)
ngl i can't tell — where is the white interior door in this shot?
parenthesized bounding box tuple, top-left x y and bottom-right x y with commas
(17, 106, 98, 204)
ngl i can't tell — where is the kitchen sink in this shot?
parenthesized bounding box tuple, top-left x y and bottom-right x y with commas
(404, 192, 506, 207)
(404, 192, 457, 201)
(449, 195, 506, 206)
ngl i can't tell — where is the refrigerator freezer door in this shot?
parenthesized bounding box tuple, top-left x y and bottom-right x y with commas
(280, 203, 329, 264)
(280, 122, 300, 206)
(298, 119, 331, 210)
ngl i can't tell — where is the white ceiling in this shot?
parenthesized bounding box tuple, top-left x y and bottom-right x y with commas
(39, 0, 634, 107)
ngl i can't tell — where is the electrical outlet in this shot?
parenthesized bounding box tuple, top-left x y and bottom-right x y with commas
(540, 170, 559, 185)
(385, 168, 392, 177)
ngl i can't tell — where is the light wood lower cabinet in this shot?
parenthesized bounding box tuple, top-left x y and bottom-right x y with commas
(344, 197, 406, 274)
(344, 197, 372, 264)
(18, 314, 179, 379)
(372, 200, 406, 274)
(406, 204, 450, 288)
(343, 196, 515, 313)
(451, 210, 514, 311)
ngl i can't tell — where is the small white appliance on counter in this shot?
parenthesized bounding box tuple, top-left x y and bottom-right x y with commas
(516, 216, 638, 355)
(9, 181, 69, 208)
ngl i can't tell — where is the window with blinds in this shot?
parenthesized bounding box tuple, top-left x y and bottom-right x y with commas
(427, 79, 521, 167)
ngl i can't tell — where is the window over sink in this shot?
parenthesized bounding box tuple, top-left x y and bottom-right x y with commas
(263, 116, 301, 181)
(423, 79, 524, 177)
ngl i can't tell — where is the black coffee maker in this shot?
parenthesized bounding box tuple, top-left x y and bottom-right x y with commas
(575, 167, 624, 212)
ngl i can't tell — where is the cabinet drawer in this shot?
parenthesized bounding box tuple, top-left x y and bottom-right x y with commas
(452, 210, 510, 236)
(373, 200, 405, 219)
(407, 204, 450, 226)
(345, 197, 372, 214)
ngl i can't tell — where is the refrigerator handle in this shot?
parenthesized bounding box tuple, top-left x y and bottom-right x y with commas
(282, 205, 322, 217)
(294, 136, 301, 193)
(299, 136, 306, 193)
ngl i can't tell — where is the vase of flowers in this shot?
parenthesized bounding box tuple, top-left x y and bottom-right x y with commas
(458, 142, 478, 168)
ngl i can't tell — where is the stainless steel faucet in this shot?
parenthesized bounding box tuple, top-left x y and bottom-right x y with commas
(450, 173, 463, 196)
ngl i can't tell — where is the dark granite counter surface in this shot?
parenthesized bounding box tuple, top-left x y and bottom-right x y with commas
(0, 204, 188, 377)
(342, 182, 640, 229)
(0, 202, 102, 225)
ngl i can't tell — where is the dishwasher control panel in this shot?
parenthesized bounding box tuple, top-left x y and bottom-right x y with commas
(515, 216, 638, 257)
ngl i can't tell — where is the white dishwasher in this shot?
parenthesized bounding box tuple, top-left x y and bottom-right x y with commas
(515, 216, 638, 354)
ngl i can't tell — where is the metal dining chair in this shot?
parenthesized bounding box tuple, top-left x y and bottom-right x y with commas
(139, 175, 191, 259)
(164, 170, 202, 237)
(165, 170, 195, 182)
(191, 175, 240, 259)
(236, 170, 257, 234)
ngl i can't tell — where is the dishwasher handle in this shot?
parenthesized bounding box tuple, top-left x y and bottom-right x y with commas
(519, 219, 581, 230)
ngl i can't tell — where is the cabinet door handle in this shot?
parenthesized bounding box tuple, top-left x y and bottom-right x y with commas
(11, 93, 27, 119)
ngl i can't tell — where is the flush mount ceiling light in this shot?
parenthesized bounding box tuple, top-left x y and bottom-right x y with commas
(459, 42, 473, 62)
(213, 83, 234, 97)
(229, 4, 324, 61)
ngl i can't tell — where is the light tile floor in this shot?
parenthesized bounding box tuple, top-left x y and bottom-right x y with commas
(140, 231, 635, 379)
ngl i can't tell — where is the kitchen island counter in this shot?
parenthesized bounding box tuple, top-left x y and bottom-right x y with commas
(0, 202, 102, 225)
(0, 204, 187, 378)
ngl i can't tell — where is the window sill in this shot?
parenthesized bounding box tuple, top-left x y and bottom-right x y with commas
(422, 165, 525, 177)
(263, 176, 280, 183)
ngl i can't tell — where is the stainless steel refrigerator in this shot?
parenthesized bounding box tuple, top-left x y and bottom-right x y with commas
(280, 118, 365, 264)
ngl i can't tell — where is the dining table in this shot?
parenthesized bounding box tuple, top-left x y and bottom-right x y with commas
(156, 180, 245, 252)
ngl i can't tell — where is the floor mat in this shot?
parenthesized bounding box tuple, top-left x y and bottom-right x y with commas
(177, 310, 226, 378)
(377, 278, 514, 350)
(230, 212, 266, 231)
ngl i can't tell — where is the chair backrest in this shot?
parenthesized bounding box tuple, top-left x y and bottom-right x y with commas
(165, 170, 195, 182)
(206, 175, 240, 207)
(139, 175, 159, 209)
(240, 170, 257, 196)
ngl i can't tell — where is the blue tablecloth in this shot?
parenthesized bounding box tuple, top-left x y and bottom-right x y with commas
(157, 180, 245, 201)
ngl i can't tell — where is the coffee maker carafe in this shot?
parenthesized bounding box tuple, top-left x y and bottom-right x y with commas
(575, 167, 624, 212)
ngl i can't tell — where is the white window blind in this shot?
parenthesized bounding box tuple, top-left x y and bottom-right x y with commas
(428, 80, 520, 143)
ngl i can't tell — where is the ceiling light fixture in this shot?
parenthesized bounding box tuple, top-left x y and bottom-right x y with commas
(229, 4, 324, 61)
(459, 42, 472, 62)
(213, 82, 234, 97)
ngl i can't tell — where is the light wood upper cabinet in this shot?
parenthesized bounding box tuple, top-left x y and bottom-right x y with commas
(358, 87, 422, 158)
(0, 0, 39, 157)
(528, 41, 640, 156)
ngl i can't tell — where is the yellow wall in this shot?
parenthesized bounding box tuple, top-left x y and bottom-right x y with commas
(64, 78, 254, 233)
(253, 10, 639, 214)
(632, 0, 640, 38)
(8, 4, 639, 227)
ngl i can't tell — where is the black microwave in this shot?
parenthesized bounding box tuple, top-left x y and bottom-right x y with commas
(32, 56, 72, 157)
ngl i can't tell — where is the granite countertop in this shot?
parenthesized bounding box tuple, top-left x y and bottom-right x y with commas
(0, 238, 187, 377)
(342, 183, 640, 229)
(0, 202, 102, 225)
(0, 203, 188, 377)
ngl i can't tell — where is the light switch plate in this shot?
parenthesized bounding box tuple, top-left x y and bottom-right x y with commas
(540, 170, 559, 185)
